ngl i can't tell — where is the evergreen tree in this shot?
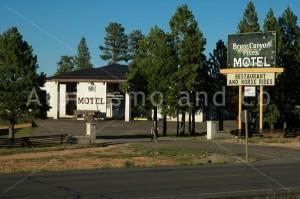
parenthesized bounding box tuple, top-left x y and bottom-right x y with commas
(276, 7, 300, 120)
(207, 40, 229, 130)
(122, 31, 147, 120)
(236, 1, 260, 133)
(33, 72, 49, 119)
(99, 22, 128, 63)
(263, 8, 280, 32)
(127, 30, 144, 62)
(123, 55, 149, 121)
(263, 8, 282, 122)
(169, 4, 206, 135)
(238, 1, 260, 33)
(56, 55, 75, 75)
(133, 26, 177, 136)
(75, 37, 93, 70)
(0, 27, 37, 139)
(263, 8, 282, 64)
(208, 40, 227, 80)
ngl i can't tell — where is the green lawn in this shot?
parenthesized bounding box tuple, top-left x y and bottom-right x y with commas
(0, 119, 9, 126)
(252, 193, 300, 199)
(0, 117, 33, 126)
(0, 127, 32, 138)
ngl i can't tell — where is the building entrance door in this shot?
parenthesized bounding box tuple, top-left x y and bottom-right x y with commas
(66, 83, 77, 115)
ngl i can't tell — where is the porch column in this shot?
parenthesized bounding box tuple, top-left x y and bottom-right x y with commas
(54, 82, 59, 119)
(125, 92, 130, 122)
(59, 83, 66, 118)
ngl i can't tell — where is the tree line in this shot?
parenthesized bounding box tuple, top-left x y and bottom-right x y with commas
(55, 25, 144, 75)
(56, 37, 93, 75)
(106, 3, 300, 135)
(0, 2, 299, 139)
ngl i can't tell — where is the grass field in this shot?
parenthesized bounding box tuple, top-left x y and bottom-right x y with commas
(0, 127, 32, 138)
(251, 193, 300, 199)
(0, 119, 9, 126)
(0, 142, 235, 174)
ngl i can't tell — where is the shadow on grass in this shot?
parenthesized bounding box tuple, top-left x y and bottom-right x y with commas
(97, 132, 206, 140)
(0, 128, 32, 138)
(97, 134, 151, 139)
(0, 129, 8, 137)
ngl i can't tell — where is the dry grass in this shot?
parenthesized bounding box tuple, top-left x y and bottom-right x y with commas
(220, 137, 300, 149)
(0, 143, 234, 174)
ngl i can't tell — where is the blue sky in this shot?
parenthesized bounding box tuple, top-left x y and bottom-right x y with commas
(1, 0, 299, 76)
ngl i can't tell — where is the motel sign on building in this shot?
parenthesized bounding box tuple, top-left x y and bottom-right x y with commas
(43, 63, 204, 122)
(43, 64, 131, 121)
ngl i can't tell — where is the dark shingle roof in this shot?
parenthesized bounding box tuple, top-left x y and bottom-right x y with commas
(47, 64, 128, 81)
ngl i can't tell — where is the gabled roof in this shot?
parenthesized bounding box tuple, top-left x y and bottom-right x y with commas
(47, 64, 128, 82)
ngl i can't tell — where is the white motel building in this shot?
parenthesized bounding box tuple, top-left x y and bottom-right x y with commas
(44, 64, 204, 122)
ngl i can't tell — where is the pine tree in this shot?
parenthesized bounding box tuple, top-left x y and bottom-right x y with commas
(263, 8, 281, 120)
(238, 1, 260, 33)
(169, 4, 206, 135)
(208, 40, 227, 80)
(56, 55, 75, 75)
(127, 30, 144, 62)
(263, 9, 280, 32)
(237, 1, 260, 133)
(123, 31, 148, 120)
(276, 7, 300, 118)
(133, 26, 177, 136)
(207, 40, 229, 130)
(0, 27, 37, 139)
(263, 8, 281, 64)
(75, 37, 93, 70)
(99, 22, 128, 63)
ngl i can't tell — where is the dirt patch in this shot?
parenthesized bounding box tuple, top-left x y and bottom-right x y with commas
(220, 137, 300, 149)
(0, 143, 234, 174)
(0, 144, 122, 161)
(0, 123, 31, 130)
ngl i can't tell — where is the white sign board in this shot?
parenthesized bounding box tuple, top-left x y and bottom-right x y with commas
(77, 82, 106, 112)
(244, 86, 256, 97)
(227, 73, 275, 86)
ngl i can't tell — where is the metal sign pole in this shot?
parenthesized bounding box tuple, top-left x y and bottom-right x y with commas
(238, 86, 243, 137)
(259, 85, 264, 133)
(245, 109, 248, 162)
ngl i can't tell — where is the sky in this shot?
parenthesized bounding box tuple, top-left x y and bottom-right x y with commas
(1, 0, 300, 76)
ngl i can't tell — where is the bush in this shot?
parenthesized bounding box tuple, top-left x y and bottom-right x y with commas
(265, 104, 280, 130)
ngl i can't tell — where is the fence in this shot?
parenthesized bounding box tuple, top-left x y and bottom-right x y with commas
(0, 134, 71, 147)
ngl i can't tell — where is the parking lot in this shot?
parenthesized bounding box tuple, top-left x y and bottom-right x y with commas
(33, 119, 237, 137)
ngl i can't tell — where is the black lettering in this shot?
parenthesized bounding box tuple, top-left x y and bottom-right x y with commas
(90, 98, 94, 104)
(78, 97, 84, 104)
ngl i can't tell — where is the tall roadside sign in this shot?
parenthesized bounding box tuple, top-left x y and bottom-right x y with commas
(220, 32, 284, 135)
(227, 32, 276, 68)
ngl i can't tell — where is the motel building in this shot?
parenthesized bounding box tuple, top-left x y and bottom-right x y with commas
(44, 63, 204, 122)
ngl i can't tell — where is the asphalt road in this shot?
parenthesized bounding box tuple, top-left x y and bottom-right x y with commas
(1, 162, 300, 199)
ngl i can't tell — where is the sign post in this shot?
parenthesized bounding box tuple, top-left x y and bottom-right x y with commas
(259, 85, 264, 133)
(244, 109, 248, 162)
(220, 32, 283, 136)
(238, 86, 242, 135)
